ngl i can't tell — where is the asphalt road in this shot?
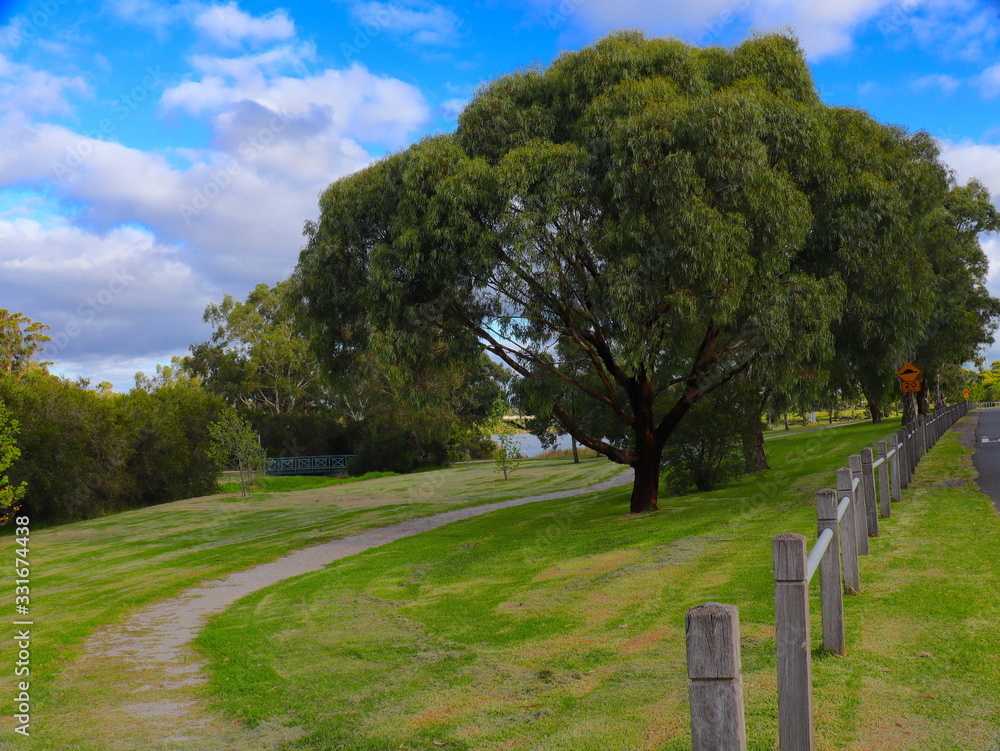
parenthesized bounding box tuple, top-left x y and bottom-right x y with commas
(973, 408, 1000, 514)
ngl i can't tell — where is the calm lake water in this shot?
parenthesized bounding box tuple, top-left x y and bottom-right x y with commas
(490, 433, 575, 457)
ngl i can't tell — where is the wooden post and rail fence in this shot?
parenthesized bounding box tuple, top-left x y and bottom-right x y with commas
(685, 401, 970, 750)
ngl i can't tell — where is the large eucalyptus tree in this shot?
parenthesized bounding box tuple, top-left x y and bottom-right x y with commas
(297, 32, 852, 513)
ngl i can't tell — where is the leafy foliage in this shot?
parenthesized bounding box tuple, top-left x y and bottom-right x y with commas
(296, 32, 845, 512)
(186, 282, 329, 415)
(0, 403, 26, 521)
(492, 433, 523, 480)
(208, 408, 269, 497)
(0, 309, 51, 381)
(0, 371, 224, 523)
(661, 379, 763, 493)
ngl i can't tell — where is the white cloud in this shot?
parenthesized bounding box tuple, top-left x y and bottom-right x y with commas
(903, 0, 1000, 62)
(939, 140, 1000, 199)
(976, 63, 1000, 98)
(162, 55, 429, 146)
(982, 234, 1000, 283)
(531, 0, 966, 58)
(350, 1, 461, 45)
(910, 73, 960, 95)
(0, 218, 212, 377)
(195, 2, 296, 48)
(0, 1, 435, 385)
(105, 0, 194, 34)
(439, 97, 467, 117)
(0, 55, 89, 117)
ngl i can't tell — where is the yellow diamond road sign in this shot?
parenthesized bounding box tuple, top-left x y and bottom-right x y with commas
(964, 389, 971, 398)
(897, 362, 922, 382)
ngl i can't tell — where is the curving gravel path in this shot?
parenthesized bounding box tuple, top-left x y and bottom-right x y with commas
(61, 468, 634, 750)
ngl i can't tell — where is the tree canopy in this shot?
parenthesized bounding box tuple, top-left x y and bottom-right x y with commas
(295, 30, 998, 512)
(186, 281, 329, 415)
(0, 309, 51, 381)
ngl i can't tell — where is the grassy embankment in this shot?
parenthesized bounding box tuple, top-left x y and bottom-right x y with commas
(0, 457, 621, 740)
(193, 419, 1000, 750)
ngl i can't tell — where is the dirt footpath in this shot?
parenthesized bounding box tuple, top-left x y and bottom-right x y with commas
(45, 468, 634, 750)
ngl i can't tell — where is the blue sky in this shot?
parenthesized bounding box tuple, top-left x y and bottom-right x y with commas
(2, 0, 1000, 388)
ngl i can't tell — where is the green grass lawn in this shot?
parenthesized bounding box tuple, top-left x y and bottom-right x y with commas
(186, 420, 1000, 750)
(6, 418, 998, 750)
(0, 455, 621, 745)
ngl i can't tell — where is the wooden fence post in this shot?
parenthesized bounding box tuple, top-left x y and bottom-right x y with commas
(918, 416, 927, 462)
(876, 440, 890, 519)
(896, 429, 909, 490)
(861, 447, 879, 538)
(907, 422, 917, 477)
(836, 467, 860, 594)
(888, 434, 901, 503)
(849, 454, 869, 556)
(774, 533, 814, 751)
(816, 489, 845, 655)
(686, 603, 748, 751)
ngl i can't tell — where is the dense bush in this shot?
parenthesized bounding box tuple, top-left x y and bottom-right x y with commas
(0, 373, 225, 524)
(248, 410, 359, 458)
(661, 380, 763, 495)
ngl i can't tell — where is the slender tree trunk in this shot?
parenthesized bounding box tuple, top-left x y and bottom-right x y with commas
(571, 437, 580, 464)
(747, 425, 769, 471)
(829, 401, 834, 424)
(918, 383, 930, 415)
(935, 374, 947, 409)
(902, 392, 916, 424)
(867, 400, 882, 424)
(238, 456, 246, 497)
(747, 391, 770, 471)
(784, 413, 789, 431)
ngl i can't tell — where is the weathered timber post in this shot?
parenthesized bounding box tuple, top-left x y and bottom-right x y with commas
(918, 416, 927, 463)
(774, 533, 814, 751)
(686, 603, 748, 751)
(836, 467, 860, 594)
(907, 422, 918, 477)
(816, 489, 845, 655)
(861, 447, 879, 538)
(888, 434, 902, 503)
(896, 429, 909, 490)
(876, 440, 891, 518)
(848, 454, 869, 556)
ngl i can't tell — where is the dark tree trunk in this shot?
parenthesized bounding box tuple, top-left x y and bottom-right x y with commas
(867, 400, 882, 424)
(629, 452, 662, 513)
(784, 413, 789, 431)
(746, 424, 770, 471)
(571, 437, 580, 464)
(935, 375, 947, 409)
(747, 390, 771, 471)
(902, 392, 916, 424)
(628, 421, 665, 513)
(918, 384, 930, 416)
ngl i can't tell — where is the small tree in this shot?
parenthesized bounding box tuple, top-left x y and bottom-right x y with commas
(493, 433, 523, 481)
(661, 380, 762, 494)
(209, 409, 269, 497)
(0, 404, 26, 522)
